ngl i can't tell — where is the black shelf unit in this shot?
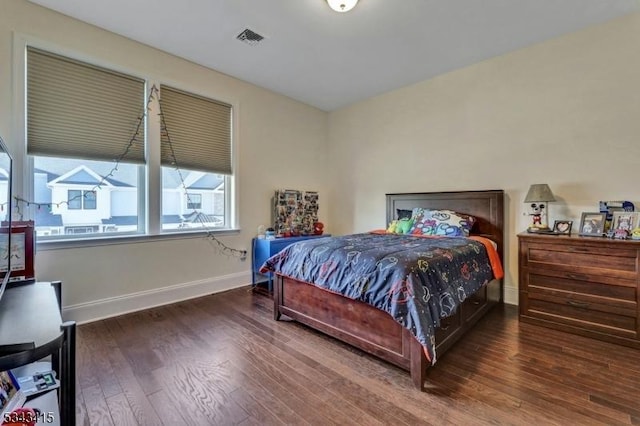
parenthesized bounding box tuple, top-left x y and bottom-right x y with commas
(0, 281, 76, 426)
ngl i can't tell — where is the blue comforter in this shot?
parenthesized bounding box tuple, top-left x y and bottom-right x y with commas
(261, 233, 497, 364)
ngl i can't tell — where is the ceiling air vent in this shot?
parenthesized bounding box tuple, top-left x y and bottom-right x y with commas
(236, 29, 264, 46)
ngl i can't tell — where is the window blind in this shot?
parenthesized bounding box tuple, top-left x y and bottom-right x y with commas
(27, 47, 146, 164)
(159, 85, 232, 175)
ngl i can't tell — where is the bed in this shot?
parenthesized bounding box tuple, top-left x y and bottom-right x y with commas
(267, 190, 504, 390)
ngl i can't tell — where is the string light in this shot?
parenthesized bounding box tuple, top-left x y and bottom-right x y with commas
(12, 84, 247, 259)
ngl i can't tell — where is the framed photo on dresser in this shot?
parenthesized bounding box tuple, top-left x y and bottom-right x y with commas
(611, 211, 639, 232)
(579, 212, 606, 236)
(552, 220, 573, 235)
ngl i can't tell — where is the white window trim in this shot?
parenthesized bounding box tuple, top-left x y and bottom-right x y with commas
(12, 33, 241, 249)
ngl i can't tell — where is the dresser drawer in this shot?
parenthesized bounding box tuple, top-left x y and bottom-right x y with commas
(527, 272, 637, 309)
(523, 242, 638, 279)
(523, 297, 637, 339)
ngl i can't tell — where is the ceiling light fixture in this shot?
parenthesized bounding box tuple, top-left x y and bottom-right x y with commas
(326, 0, 358, 13)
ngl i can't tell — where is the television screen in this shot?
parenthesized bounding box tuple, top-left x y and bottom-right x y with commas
(0, 135, 12, 302)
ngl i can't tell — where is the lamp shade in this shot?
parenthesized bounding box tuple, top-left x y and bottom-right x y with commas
(327, 0, 359, 12)
(524, 184, 556, 202)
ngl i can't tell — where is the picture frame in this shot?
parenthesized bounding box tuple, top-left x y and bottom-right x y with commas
(579, 212, 606, 237)
(0, 221, 35, 283)
(611, 211, 639, 232)
(552, 220, 573, 235)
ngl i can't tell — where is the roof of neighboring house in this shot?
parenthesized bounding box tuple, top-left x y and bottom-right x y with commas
(55, 167, 132, 188)
(101, 215, 184, 225)
(162, 215, 183, 224)
(35, 158, 138, 187)
(34, 168, 61, 182)
(162, 168, 223, 190)
(101, 215, 137, 226)
(182, 211, 221, 224)
(35, 208, 63, 227)
(187, 174, 224, 190)
(34, 157, 224, 189)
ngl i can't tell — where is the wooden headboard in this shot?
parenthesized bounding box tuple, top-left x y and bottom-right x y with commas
(386, 190, 505, 262)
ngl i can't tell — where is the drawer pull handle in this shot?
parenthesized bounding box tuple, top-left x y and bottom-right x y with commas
(566, 273, 588, 281)
(569, 247, 590, 253)
(567, 300, 589, 309)
(440, 324, 451, 331)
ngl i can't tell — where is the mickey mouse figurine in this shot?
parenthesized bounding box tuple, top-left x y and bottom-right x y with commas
(528, 203, 548, 232)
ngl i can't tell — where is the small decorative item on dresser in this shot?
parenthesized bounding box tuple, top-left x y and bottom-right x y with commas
(612, 228, 630, 240)
(524, 184, 556, 233)
(578, 212, 606, 236)
(552, 220, 572, 235)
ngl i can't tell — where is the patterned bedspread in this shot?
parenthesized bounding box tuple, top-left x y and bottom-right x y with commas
(260, 233, 500, 364)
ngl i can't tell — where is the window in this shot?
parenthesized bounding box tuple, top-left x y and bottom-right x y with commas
(24, 45, 235, 241)
(186, 193, 202, 210)
(27, 47, 145, 239)
(84, 191, 97, 210)
(162, 168, 226, 230)
(67, 190, 96, 210)
(160, 85, 233, 232)
(65, 226, 98, 235)
(67, 190, 81, 210)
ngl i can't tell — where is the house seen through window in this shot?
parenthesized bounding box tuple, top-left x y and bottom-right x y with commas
(162, 168, 226, 231)
(34, 157, 142, 237)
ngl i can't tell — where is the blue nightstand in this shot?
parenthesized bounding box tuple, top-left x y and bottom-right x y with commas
(252, 234, 330, 293)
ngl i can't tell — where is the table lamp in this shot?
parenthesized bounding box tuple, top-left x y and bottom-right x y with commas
(524, 184, 555, 232)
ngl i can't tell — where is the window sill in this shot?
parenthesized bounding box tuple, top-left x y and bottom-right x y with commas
(36, 228, 241, 251)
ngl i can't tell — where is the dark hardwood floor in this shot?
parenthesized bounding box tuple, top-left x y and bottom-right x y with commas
(76, 287, 640, 425)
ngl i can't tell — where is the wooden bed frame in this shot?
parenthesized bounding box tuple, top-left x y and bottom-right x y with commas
(273, 190, 504, 390)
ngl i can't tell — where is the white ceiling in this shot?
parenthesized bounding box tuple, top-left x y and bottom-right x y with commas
(28, 0, 640, 111)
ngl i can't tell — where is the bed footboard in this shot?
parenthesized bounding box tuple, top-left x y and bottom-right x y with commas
(274, 275, 427, 389)
(274, 274, 501, 391)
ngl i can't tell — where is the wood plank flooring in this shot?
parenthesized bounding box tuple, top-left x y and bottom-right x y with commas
(76, 287, 640, 425)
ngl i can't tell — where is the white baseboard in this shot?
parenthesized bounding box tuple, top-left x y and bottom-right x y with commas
(503, 285, 518, 306)
(63, 271, 252, 324)
(64, 273, 519, 324)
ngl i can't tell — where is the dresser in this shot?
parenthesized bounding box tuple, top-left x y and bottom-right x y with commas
(518, 233, 640, 348)
(252, 235, 330, 292)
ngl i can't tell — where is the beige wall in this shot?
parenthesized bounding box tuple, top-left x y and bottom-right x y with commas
(327, 13, 640, 303)
(3, 0, 638, 315)
(0, 0, 328, 320)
